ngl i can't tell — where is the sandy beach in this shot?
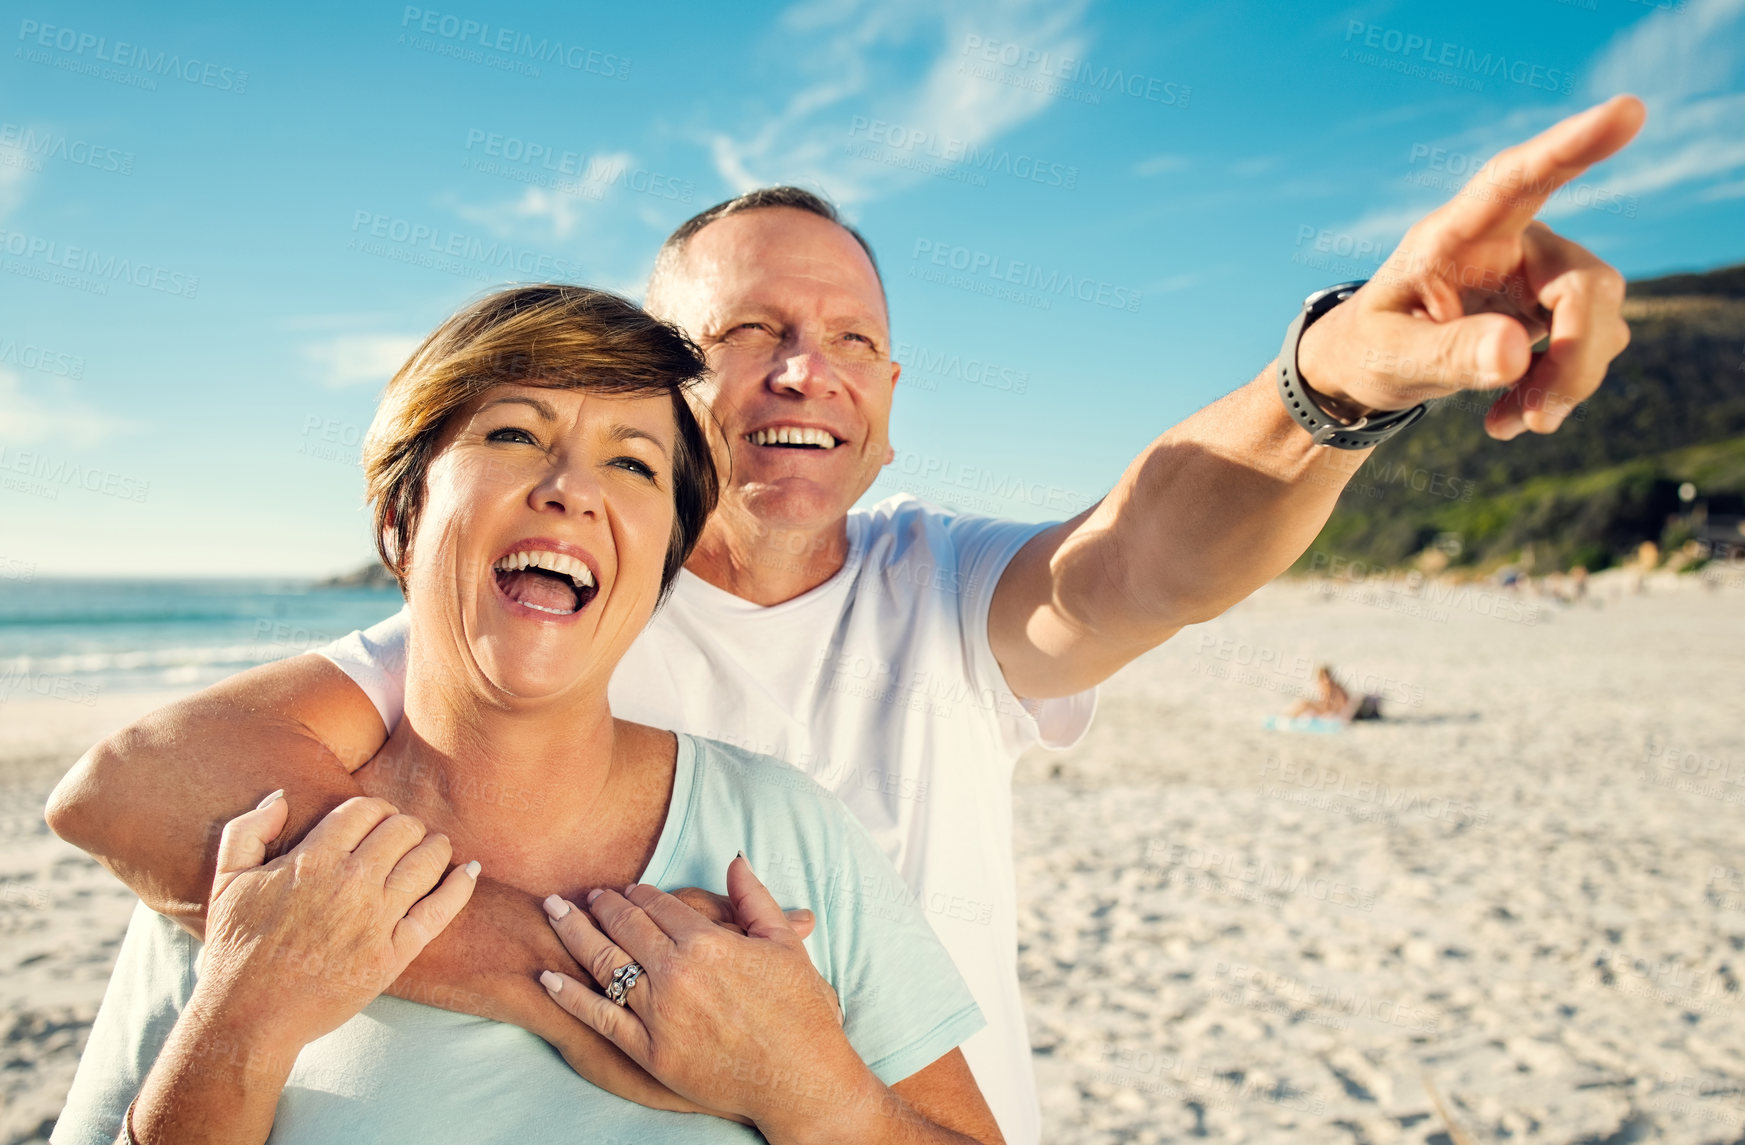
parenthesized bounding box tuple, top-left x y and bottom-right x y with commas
(4, 575, 1743, 1144)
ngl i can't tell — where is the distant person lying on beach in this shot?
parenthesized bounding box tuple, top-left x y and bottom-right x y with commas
(1283, 664, 1382, 724)
(53, 287, 999, 1144)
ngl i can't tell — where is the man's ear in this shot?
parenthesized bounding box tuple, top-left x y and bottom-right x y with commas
(885, 360, 900, 465)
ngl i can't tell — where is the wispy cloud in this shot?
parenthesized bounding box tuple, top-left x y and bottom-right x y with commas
(301, 334, 422, 389)
(451, 150, 635, 241)
(0, 369, 133, 446)
(1582, 0, 1745, 203)
(1319, 0, 1745, 255)
(704, 0, 1093, 204)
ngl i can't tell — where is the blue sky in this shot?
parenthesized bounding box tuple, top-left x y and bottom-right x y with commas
(4, 0, 1743, 577)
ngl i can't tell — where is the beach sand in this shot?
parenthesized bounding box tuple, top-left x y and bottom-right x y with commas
(3, 576, 1742, 1144)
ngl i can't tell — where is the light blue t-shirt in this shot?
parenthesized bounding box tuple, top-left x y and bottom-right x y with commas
(54, 734, 986, 1144)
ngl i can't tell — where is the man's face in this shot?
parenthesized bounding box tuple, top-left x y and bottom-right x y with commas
(653, 207, 898, 535)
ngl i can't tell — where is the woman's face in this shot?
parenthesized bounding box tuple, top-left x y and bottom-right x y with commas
(405, 383, 678, 704)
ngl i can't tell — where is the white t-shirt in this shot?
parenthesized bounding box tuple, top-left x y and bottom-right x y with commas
(318, 494, 1096, 1145)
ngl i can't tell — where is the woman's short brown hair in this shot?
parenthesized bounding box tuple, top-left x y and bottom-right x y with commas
(362, 285, 717, 602)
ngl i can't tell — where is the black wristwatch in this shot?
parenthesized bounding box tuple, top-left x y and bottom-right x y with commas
(1277, 280, 1427, 450)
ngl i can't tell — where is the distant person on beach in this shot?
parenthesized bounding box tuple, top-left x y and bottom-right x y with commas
(53, 287, 998, 1144)
(1283, 664, 1383, 724)
(47, 96, 1646, 1144)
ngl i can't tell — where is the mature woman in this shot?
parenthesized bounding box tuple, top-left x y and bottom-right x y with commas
(54, 286, 1000, 1144)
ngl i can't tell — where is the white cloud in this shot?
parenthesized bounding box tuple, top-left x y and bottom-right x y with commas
(0, 369, 132, 446)
(452, 151, 635, 241)
(704, 0, 1093, 204)
(1576, 0, 1745, 203)
(1315, 0, 1745, 250)
(301, 334, 423, 389)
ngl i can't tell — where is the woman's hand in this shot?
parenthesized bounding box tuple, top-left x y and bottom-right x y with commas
(538, 856, 879, 1140)
(197, 791, 480, 1051)
(129, 792, 480, 1145)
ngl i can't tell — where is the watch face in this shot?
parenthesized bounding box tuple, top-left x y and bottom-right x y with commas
(1305, 280, 1367, 311)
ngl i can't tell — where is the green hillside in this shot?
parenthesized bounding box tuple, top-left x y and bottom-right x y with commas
(1298, 262, 1745, 572)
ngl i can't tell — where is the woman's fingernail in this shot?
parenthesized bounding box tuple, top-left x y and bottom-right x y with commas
(464, 860, 480, 879)
(256, 789, 285, 810)
(736, 849, 745, 861)
(585, 889, 604, 906)
(623, 883, 640, 896)
(543, 894, 571, 919)
(786, 909, 813, 923)
(540, 970, 563, 993)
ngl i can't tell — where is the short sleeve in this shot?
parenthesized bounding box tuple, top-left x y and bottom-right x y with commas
(53, 904, 197, 1145)
(942, 512, 1098, 752)
(315, 607, 411, 733)
(816, 804, 988, 1084)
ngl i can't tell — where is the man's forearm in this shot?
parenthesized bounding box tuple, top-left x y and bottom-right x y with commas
(993, 365, 1371, 698)
(46, 713, 366, 938)
(1084, 364, 1369, 630)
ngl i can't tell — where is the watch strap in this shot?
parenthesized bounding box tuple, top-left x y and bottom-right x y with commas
(1277, 280, 1427, 450)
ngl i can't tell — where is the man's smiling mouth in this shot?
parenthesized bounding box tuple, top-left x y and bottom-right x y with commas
(492, 550, 598, 615)
(745, 426, 839, 449)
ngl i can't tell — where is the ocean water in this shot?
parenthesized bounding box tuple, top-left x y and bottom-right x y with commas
(0, 578, 405, 702)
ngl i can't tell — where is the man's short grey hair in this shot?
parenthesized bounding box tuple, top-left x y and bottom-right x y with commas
(645, 186, 885, 315)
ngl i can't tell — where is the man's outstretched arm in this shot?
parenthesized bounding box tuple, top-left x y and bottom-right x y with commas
(43, 653, 707, 1111)
(990, 95, 1644, 699)
(47, 654, 386, 934)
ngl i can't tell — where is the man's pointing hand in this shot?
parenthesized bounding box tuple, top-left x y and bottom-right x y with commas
(1296, 94, 1647, 440)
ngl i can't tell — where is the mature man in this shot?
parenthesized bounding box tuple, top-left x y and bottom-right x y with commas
(48, 96, 1644, 1142)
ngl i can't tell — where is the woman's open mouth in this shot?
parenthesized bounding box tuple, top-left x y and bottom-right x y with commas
(491, 549, 599, 617)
